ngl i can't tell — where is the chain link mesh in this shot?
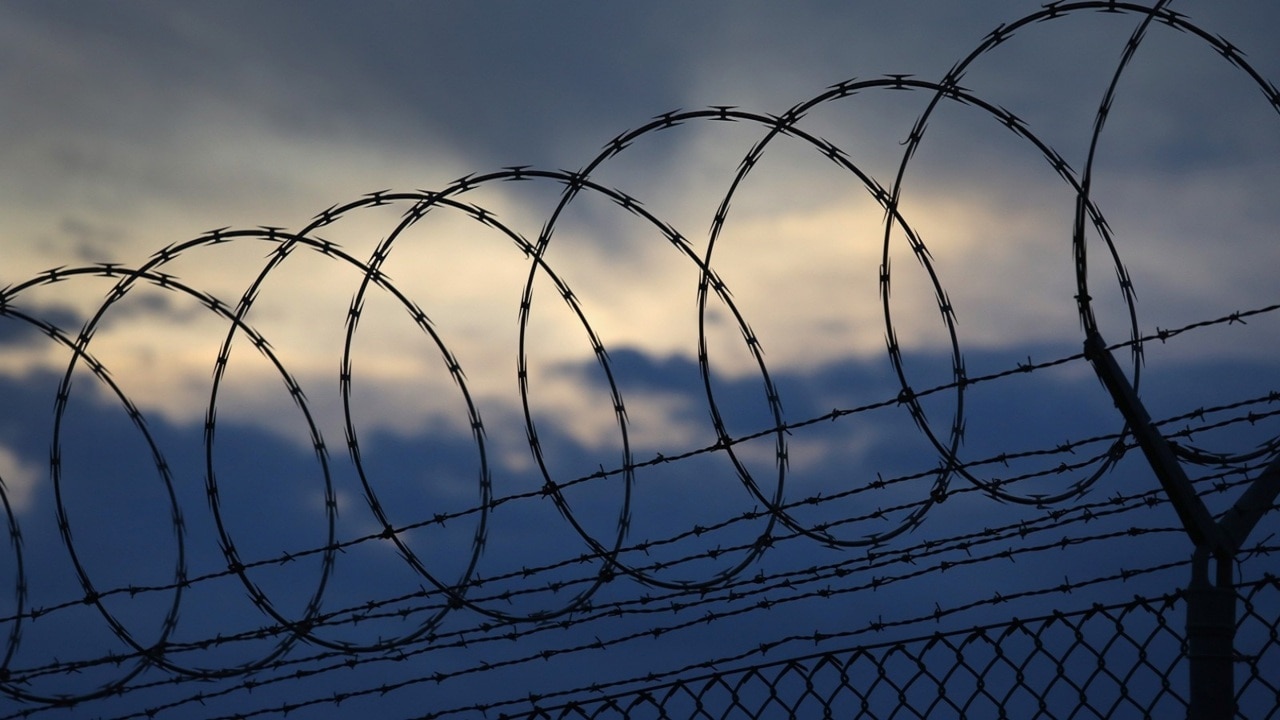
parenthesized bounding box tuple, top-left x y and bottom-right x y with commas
(507, 575, 1278, 720)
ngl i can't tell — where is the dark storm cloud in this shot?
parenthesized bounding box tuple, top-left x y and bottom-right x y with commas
(2, 2, 717, 170)
(3, 1, 1276, 255)
(3, 1, 1143, 172)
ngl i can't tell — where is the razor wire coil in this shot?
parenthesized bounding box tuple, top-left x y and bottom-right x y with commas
(0, 0, 1277, 715)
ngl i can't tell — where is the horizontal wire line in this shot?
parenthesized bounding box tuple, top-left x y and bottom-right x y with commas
(4, 298, 1276, 632)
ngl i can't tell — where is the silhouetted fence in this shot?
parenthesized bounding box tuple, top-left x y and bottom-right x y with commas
(0, 2, 1277, 719)
(493, 575, 1279, 720)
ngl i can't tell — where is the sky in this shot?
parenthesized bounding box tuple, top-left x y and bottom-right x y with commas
(1, 2, 1278, 718)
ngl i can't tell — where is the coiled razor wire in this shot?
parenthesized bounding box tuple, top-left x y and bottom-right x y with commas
(0, 0, 1277, 710)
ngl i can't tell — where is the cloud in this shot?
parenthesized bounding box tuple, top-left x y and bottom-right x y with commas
(0, 443, 39, 514)
(0, 6, 1277, 715)
(0, 0, 1276, 489)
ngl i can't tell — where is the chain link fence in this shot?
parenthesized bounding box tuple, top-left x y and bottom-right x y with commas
(502, 574, 1278, 720)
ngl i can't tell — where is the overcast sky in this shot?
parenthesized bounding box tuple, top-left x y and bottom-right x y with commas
(1, 2, 1278, 718)
(3, 1, 1277, 431)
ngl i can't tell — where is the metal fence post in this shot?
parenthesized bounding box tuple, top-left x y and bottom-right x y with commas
(1082, 332, 1280, 718)
(1185, 549, 1236, 719)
